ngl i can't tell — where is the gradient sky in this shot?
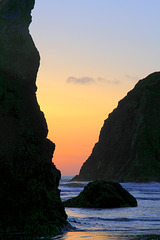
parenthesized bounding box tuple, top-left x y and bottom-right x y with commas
(30, 0, 160, 176)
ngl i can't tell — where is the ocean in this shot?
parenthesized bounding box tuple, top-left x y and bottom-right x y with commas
(51, 176, 160, 240)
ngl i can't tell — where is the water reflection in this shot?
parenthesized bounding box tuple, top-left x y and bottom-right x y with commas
(52, 231, 137, 240)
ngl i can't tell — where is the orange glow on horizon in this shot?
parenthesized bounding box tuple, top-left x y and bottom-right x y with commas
(36, 70, 134, 176)
(30, 0, 160, 177)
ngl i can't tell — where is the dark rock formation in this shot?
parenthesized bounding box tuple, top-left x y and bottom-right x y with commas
(63, 180, 137, 208)
(0, 0, 67, 236)
(73, 72, 160, 182)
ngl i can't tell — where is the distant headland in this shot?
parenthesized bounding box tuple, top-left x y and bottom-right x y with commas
(72, 72, 160, 182)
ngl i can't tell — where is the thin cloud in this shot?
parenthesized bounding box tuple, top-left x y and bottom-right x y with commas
(67, 76, 120, 85)
(111, 80, 120, 84)
(67, 76, 95, 84)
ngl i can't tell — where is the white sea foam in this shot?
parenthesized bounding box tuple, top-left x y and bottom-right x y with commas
(57, 176, 160, 239)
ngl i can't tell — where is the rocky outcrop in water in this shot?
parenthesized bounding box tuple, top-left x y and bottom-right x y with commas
(63, 180, 137, 208)
(0, 0, 67, 236)
(73, 72, 160, 182)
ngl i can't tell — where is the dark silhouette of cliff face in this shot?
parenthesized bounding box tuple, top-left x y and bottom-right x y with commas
(73, 72, 160, 182)
(0, 0, 67, 235)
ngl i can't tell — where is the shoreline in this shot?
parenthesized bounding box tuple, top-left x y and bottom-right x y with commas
(1, 231, 160, 240)
(53, 231, 160, 240)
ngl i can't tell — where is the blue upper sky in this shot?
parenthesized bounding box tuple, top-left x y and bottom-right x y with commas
(29, 0, 160, 175)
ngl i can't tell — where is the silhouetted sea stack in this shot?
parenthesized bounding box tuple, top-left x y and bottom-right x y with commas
(72, 72, 160, 182)
(0, 0, 67, 236)
(63, 180, 137, 208)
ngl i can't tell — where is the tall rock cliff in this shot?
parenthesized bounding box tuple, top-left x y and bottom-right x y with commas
(0, 0, 67, 235)
(73, 72, 160, 182)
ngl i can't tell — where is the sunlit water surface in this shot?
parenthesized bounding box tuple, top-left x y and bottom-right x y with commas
(51, 176, 160, 240)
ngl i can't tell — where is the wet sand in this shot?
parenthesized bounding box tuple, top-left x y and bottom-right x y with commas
(1, 231, 160, 240)
(52, 231, 160, 240)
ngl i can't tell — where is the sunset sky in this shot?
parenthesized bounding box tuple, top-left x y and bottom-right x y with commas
(30, 1, 160, 176)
